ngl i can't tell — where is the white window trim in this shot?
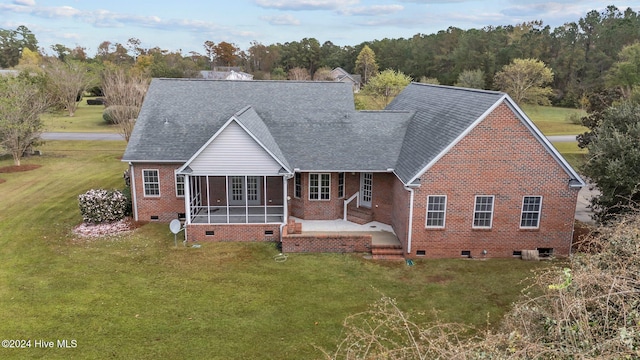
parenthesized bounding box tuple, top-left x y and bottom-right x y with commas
(520, 195, 543, 229)
(338, 172, 345, 199)
(142, 169, 160, 197)
(309, 173, 331, 201)
(294, 173, 301, 199)
(425, 195, 447, 228)
(472, 195, 494, 229)
(175, 174, 185, 197)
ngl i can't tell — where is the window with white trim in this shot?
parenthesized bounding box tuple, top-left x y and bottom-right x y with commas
(473, 195, 494, 228)
(143, 169, 160, 197)
(309, 173, 330, 200)
(425, 195, 447, 228)
(294, 173, 301, 198)
(175, 174, 185, 197)
(520, 196, 542, 228)
(338, 172, 345, 198)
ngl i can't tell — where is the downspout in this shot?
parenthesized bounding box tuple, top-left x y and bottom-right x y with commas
(405, 186, 415, 255)
(280, 173, 292, 244)
(130, 163, 138, 222)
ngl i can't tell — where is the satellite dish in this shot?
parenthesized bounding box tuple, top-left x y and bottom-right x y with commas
(169, 219, 181, 234)
(169, 219, 184, 247)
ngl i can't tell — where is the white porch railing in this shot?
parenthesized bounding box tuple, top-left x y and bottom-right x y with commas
(343, 191, 360, 221)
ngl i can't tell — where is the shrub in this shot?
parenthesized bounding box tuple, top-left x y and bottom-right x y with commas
(326, 214, 640, 359)
(102, 105, 137, 124)
(566, 112, 582, 125)
(78, 189, 128, 224)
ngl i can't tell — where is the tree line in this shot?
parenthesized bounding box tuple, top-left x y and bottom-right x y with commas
(1, 5, 639, 107)
(1, 4, 639, 221)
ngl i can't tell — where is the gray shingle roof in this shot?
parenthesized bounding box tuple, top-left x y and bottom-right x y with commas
(123, 79, 411, 172)
(124, 79, 585, 188)
(386, 83, 506, 184)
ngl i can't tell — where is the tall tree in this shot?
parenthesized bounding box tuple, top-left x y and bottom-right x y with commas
(50, 44, 71, 61)
(0, 25, 38, 68)
(101, 68, 149, 142)
(576, 88, 622, 148)
(494, 58, 554, 105)
(581, 100, 640, 222)
(312, 66, 333, 81)
(213, 41, 239, 67)
(454, 69, 485, 89)
(288, 67, 310, 80)
(43, 58, 96, 117)
(354, 45, 379, 84)
(16, 47, 42, 72)
(361, 69, 411, 109)
(606, 43, 640, 98)
(0, 74, 50, 166)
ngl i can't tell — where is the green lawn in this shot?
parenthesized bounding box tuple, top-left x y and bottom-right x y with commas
(0, 141, 553, 359)
(42, 97, 118, 133)
(551, 141, 588, 170)
(521, 104, 588, 136)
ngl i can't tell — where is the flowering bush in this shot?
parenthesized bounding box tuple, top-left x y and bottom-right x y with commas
(78, 189, 128, 224)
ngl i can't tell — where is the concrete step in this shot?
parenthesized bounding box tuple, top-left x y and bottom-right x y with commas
(346, 205, 373, 224)
(371, 248, 404, 256)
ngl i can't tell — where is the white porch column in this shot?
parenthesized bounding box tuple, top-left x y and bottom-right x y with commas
(184, 174, 191, 225)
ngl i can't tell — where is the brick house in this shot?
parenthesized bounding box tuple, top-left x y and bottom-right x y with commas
(122, 79, 585, 259)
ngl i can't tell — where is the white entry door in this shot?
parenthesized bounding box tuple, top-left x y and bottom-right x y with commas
(359, 173, 372, 208)
(228, 176, 261, 206)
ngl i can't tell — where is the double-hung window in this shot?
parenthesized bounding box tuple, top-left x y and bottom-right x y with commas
(520, 196, 542, 228)
(338, 172, 345, 198)
(309, 173, 330, 200)
(426, 195, 447, 228)
(473, 195, 494, 228)
(294, 173, 301, 198)
(175, 174, 185, 197)
(143, 169, 160, 197)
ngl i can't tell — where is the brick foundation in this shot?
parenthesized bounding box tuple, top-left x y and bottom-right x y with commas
(186, 223, 281, 242)
(282, 233, 371, 253)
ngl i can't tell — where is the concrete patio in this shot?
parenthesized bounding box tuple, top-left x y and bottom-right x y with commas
(289, 217, 400, 246)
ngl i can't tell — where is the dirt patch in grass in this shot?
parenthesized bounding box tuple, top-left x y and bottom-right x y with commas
(426, 274, 454, 284)
(0, 179, 5, 184)
(0, 164, 42, 173)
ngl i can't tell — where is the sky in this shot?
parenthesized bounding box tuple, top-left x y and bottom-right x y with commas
(0, 0, 636, 56)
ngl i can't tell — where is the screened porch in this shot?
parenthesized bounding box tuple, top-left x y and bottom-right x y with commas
(186, 175, 286, 224)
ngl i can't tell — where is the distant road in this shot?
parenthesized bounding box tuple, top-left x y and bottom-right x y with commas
(42, 132, 124, 141)
(42, 132, 578, 143)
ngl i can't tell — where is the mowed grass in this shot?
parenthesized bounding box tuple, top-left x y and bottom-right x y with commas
(0, 141, 553, 359)
(521, 104, 588, 135)
(42, 97, 118, 133)
(551, 141, 588, 170)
